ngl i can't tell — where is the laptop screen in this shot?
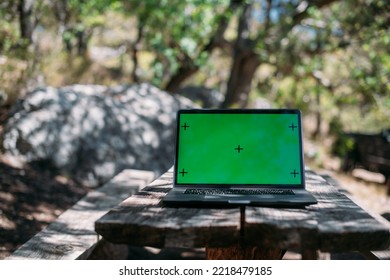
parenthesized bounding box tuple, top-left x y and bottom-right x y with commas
(174, 109, 304, 187)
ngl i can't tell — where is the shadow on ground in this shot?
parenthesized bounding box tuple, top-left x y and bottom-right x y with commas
(0, 161, 89, 259)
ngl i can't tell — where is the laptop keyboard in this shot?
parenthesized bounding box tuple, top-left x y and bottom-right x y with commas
(184, 188, 295, 195)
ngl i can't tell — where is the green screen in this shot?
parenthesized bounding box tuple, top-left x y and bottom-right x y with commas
(176, 111, 303, 185)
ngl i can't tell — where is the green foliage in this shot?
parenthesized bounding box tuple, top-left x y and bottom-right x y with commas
(329, 117, 355, 157)
(67, 0, 121, 26)
(0, 0, 40, 103)
(122, 0, 230, 87)
(0, 0, 388, 141)
(254, 0, 389, 137)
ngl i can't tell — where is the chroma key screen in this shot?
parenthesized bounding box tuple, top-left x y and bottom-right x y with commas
(175, 110, 303, 185)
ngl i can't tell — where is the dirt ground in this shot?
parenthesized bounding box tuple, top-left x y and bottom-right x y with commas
(329, 169, 390, 216)
(0, 160, 90, 260)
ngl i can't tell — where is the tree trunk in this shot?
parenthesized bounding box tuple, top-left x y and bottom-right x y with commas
(165, 64, 199, 93)
(312, 89, 322, 139)
(53, 0, 69, 27)
(221, 51, 260, 108)
(221, 3, 260, 108)
(18, 0, 35, 44)
(74, 27, 92, 57)
(131, 23, 145, 83)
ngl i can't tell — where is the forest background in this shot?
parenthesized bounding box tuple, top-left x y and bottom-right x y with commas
(0, 0, 389, 258)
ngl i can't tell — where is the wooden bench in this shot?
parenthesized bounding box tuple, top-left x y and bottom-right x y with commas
(320, 173, 390, 260)
(9, 168, 389, 260)
(6, 169, 155, 260)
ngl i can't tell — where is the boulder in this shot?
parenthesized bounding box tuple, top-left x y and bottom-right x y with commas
(175, 86, 224, 108)
(2, 83, 196, 187)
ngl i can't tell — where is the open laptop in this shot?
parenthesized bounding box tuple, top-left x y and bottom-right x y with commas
(162, 109, 317, 208)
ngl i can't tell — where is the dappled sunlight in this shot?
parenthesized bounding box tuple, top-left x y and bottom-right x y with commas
(7, 219, 95, 260)
(3, 83, 194, 187)
(0, 160, 89, 259)
(1, 0, 389, 261)
(0, 215, 16, 230)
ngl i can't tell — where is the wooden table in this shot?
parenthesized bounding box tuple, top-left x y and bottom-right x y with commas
(95, 168, 390, 259)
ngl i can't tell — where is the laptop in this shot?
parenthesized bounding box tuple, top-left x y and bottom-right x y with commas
(162, 109, 317, 208)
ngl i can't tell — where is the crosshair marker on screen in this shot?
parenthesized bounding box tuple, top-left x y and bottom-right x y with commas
(289, 123, 297, 131)
(179, 168, 188, 177)
(290, 169, 299, 178)
(181, 123, 190, 130)
(234, 145, 244, 153)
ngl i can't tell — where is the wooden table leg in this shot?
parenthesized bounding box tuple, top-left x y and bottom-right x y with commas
(206, 245, 284, 260)
(300, 249, 318, 260)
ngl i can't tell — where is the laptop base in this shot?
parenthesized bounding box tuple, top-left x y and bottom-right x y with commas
(163, 188, 317, 208)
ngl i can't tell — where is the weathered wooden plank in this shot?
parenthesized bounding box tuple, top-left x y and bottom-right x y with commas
(242, 170, 319, 252)
(320, 172, 390, 259)
(367, 250, 390, 260)
(363, 212, 390, 259)
(305, 170, 390, 252)
(7, 169, 155, 260)
(245, 170, 390, 256)
(206, 246, 284, 260)
(244, 206, 317, 250)
(95, 168, 390, 259)
(95, 170, 242, 248)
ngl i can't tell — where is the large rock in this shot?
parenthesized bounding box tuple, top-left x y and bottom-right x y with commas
(176, 86, 224, 108)
(2, 83, 196, 187)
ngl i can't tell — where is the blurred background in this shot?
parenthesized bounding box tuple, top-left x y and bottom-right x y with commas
(0, 0, 389, 258)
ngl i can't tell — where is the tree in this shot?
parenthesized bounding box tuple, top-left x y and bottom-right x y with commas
(122, 0, 232, 89)
(51, 0, 121, 56)
(0, 0, 42, 50)
(18, 0, 37, 44)
(0, 0, 44, 104)
(1, 0, 387, 131)
(123, 0, 340, 108)
(221, 0, 340, 108)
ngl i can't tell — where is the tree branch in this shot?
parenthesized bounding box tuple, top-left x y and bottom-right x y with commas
(165, 0, 241, 93)
(292, 0, 339, 25)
